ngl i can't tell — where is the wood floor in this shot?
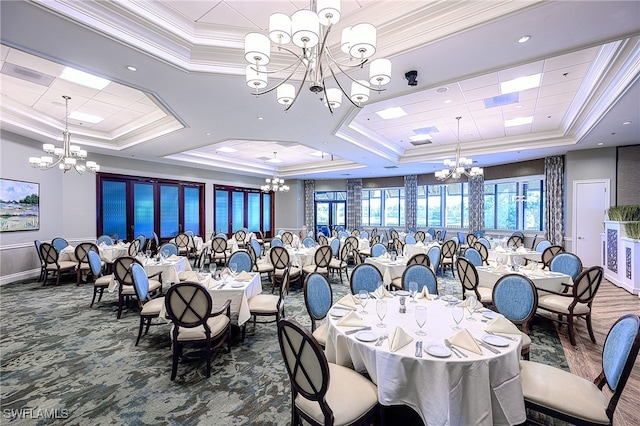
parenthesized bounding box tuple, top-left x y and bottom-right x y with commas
(549, 278, 640, 425)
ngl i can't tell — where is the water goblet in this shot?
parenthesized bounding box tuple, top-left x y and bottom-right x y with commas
(230, 263, 238, 276)
(376, 299, 387, 328)
(145, 250, 152, 259)
(209, 263, 217, 279)
(408, 281, 418, 303)
(451, 305, 464, 330)
(415, 305, 427, 336)
(444, 283, 454, 304)
(465, 294, 478, 321)
(358, 290, 370, 314)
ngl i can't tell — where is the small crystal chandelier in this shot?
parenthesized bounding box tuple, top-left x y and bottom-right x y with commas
(28, 95, 100, 174)
(261, 152, 290, 192)
(244, 0, 392, 114)
(435, 117, 483, 181)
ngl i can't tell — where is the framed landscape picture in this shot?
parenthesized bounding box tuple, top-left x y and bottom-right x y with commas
(0, 178, 40, 232)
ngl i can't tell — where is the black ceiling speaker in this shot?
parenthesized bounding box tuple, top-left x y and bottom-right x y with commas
(405, 70, 418, 86)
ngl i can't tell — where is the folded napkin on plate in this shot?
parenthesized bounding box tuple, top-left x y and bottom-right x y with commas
(494, 245, 506, 253)
(485, 316, 520, 335)
(526, 268, 547, 277)
(336, 294, 359, 310)
(379, 252, 390, 260)
(516, 246, 528, 254)
(449, 329, 482, 355)
(207, 279, 222, 290)
(492, 264, 510, 274)
(372, 285, 393, 299)
(389, 326, 413, 352)
(335, 311, 366, 327)
(415, 286, 436, 300)
(459, 297, 480, 309)
(235, 271, 253, 282)
(220, 267, 231, 276)
(178, 271, 201, 281)
(167, 254, 182, 262)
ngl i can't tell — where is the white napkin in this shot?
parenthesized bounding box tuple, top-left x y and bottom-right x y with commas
(207, 279, 222, 290)
(99, 242, 106, 248)
(449, 329, 482, 355)
(485, 316, 520, 335)
(379, 252, 390, 259)
(516, 246, 528, 254)
(494, 246, 506, 253)
(221, 267, 231, 276)
(285, 244, 292, 249)
(167, 254, 181, 262)
(335, 311, 366, 327)
(415, 241, 424, 247)
(389, 326, 413, 352)
(178, 271, 200, 281)
(235, 271, 253, 282)
(492, 264, 510, 274)
(415, 286, 436, 300)
(336, 294, 359, 310)
(372, 285, 393, 299)
(459, 297, 479, 309)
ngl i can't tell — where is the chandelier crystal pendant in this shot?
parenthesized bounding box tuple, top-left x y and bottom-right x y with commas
(244, 0, 392, 114)
(28, 95, 100, 174)
(435, 117, 483, 181)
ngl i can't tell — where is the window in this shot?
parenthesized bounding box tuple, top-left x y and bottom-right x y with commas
(416, 183, 467, 228)
(483, 177, 544, 231)
(361, 188, 404, 227)
(315, 191, 346, 231)
(213, 185, 273, 237)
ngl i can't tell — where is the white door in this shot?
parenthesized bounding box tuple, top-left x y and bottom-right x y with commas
(573, 180, 609, 267)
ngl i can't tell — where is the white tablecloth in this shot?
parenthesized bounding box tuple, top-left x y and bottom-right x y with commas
(404, 242, 439, 258)
(59, 244, 129, 263)
(325, 297, 526, 425)
(476, 266, 572, 293)
(107, 256, 191, 291)
(365, 256, 409, 285)
(488, 249, 539, 265)
(208, 272, 262, 325)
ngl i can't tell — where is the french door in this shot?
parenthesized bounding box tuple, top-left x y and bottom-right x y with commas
(213, 185, 273, 238)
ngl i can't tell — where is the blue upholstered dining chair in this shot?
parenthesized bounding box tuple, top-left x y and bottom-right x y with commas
(427, 245, 441, 276)
(130, 262, 165, 346)
(52, 237, 69, 252)
(228, 250, 252, 273)
(329, 238, 340, 257)
(401, 264, 437, 294)
(477, 237, 491, 251)
(96, 235, 113, 246)
(474, 230, 485, 238)
(270, 237, 284, 248)
(549, 252, 583, 281)
(360, 231, 369, 239)
(463, 247, 483, 266)
(303, 272, 333, 347)
(88, 249, 112, 308)
(184, 230, 195, 237)
(250, 238, 263, 258)
(405, 235, 417, 245)
(302, 237, 316, 248)
(427, 228, 435, 238)
(492, 273, 538, 360)
(158, 242, 178, 257)
(370, 243, 387, 258)
(350, 263, 383, 294)
(521, 313, 640, 425)
(534, 239, 551, 253)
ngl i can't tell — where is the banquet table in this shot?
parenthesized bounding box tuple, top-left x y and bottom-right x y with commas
(404, 242, 439, 258)
(488, 248, 540, 265)
(327, 236, 370, 252)
(365, 256, 409, 285)
(107, 255, 191, 292)
(59, 243, 129, 263)
(325, 296, 526, 425)
(476, 265, 572, 293)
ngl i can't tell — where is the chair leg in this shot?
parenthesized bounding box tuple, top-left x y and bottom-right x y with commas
(90, 288, 98, 307)
(586, 313, 596, 343)
(117, 296, 124, 319)
(76, 269, 82, 286)
(135, 317, 145, 346)
(205, 341, 212, 378)
(171, 344, 180, 381)
(568, 315, 576, 346)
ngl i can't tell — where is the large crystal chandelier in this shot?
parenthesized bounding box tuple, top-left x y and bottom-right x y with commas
(28, 95, 100, 174)
(244, 0, 392, 113)
(435, 117, 483, 181)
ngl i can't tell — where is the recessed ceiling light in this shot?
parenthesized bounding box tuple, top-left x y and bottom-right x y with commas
(60, 67, 110, 90)
(266, 157, 283, 163)
(375, 107, 407, 120)
(444, 100, 452, 104)
(126, 65, 137, 72)
(436, 87, 448, 93)
(515, 105, 523, 109)
(504, 116, 533, 127)
(218, 146, 237, 153)
(597, 142, 604, 146)
(518, 35, 531, 44)
(205, 132, 211, 136)
(257, 116, 264, 120)
(68, 111, 103, 124)
(501, 74, 541, 94)
(622, 121, 631, 125)
(409, 134, 431, 142)
(311, 151, 325, 157)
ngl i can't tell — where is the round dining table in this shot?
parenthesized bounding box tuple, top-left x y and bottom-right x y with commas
(324, 296, 526, 426)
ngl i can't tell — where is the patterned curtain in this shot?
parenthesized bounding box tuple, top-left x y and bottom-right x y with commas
(545, 155, 564, 246)
(347, 179, 362, 230)
(468, 175, 485, 233)
(304, 180, 315, 234)
(404, 175, 418, 230)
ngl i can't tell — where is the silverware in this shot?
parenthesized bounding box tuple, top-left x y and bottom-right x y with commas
(486, 330, 517, 341)
(375, 334, 388, 346)
(444, 339, 467, 358)
(475, 338, 501, 354)
(345, 326, 371, 335)
(415, 341, 423, 358)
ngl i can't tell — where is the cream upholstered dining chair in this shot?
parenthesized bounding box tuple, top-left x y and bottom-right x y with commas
(456, 257, 492, 307)
(34, 240, 47, 283)
(248, 240, 274, 281)
(74, 242, 101, 285)
(439, 239, 457, 277)
(164, 282, 231, 380)
(88, 249, 113, 308)
(277, 318, 379, 426)
(507, 234, 524, 248)
(128, 238, 142, 257)
(317, 234, 329, 246)
(537, 266, 603, 346)
(39, 242, 76, 286)
(302, 244, 332, 280)
(521, 313, 640, 425)
(174, 233, 192, 257)
(491, 273, 538, 360)
(270, 246, 302, 293)
(328, 243, 350, 284)
(303, 272, 333, 347)
(415, 230, 426, 242)
(112, 256, 162, 319)
(234, 229, 247, 249)
(281, 231, 294, 246)
(209, 236, 229, 266)
(130, 262, 166, 346)
(242, 263, 290, 341)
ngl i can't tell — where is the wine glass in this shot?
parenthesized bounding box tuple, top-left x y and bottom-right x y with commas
(145, 249, 152, 259)
(415, 305, 427, 336)
(230, 262, 238, 276)
(209, 263, 217, 279)
(376, 299, 387, 328)
(451, 305, 464, 330)
(444, 283, 454, 304)
(408, 281, 418, 303)
(465, 295, 478, 321)
(358, 290, 369, 314)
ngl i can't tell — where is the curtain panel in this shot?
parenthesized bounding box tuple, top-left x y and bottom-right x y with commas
(545, 156, 564, 246)
(404, 175, 418, 230)
(468, 175, 485, 233)
(347, 179, 362, 230)
(304, 180, 315, 234)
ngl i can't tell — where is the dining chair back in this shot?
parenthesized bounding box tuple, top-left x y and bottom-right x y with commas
(97, 235, 113, 246)
(174, 233, 192, 256)
(270, 237, 284, 248)
(337, 230, 349, 240)
(390, 229, 399, 240)
(329, 238, 340, 257)
(477, 237, 491, 251)
(402, 264, 437, 294)
(311, 245, 332, 271)
(317, 234, 329, 246)
(40, 241, 76, 286)
(474, 230, 485, 238)
(164, 282, 231, 380)
(130, 262, 165, 345)
(457, 232, 466, 246)
(466, 233, 478, 247)
(75, 242, 99, 285)
(405, 235, 417, 245)
(250, 238, 262, 258)
(52, 237, 69, 252)
(277, 318, 379, 426)
(304, 272, 333, 332)
(392, 238, 404, 256)
(427, 245, 441, 275)
(473, 241, 489, 265)
(270, 246, 301, 291)
(158, 242, 178, 257)
(440, 229, 447, 241)
(414, 231, 426, 242)
(535, 239, 552, 253)
(512, 231, 525, 239)
(128, 238, 142, 257)
(521, 313, 640, 425)
(367, 234, 378, 247)
(194, 247, 209, 271)
(350, 263, 383, 294)
(302, 237, 316, 248)
(228, 250, 253, 273)
(550, 252, 583, 281)
(370, 243, 387, 258)
(463, 247, 483, 266)
(407, 252, 430, 268)
(541, 245, 564, 269)
(440, 239, 457, 277)
(427, 228, 435, 238)
(456, 257, 490, 305)
(234, 229, 247, 247)
(507, 235, 524, 248)
(351, 229, 361, 237)
(34, 240, 46, 282)
(136, 235, 146, 251)
(281, 231, 294, 245)
(210, 237, 228, 265)
(360, 231, 369, 240)
(184, 230, 194, 237)
(88, 249, 112, 308)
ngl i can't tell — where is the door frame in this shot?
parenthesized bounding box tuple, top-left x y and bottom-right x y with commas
(572, 178, 609, 258)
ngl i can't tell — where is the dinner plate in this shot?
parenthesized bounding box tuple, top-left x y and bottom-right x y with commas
(425, 344, 452, 358)
(330, 308, 349, 317)
(482, 311, 499, 320)
(355, 331, 378, 342)
(230, 282, 245, 288)
(482, 334, 510, 347)
(395, 290, 411, 297)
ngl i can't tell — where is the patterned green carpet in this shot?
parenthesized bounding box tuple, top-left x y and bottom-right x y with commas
(0, 267, 568, 425)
